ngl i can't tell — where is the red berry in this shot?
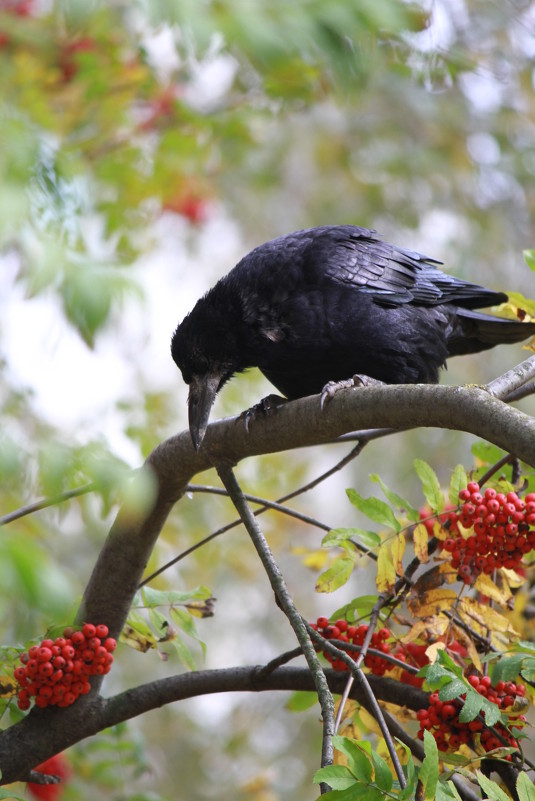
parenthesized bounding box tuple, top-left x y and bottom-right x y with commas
(95, 624, 109, 638)
(82, 623, 96, 638)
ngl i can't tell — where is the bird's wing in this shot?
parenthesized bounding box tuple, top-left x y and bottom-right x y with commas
(319, 228, 506, 309)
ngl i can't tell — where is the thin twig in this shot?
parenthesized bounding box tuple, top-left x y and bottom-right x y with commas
(478, 453, 517, 487)
(215, 463, 336, 790)
(139, 443, 367, 588)
(334, 596, 390, 733)
(0, 483, 97, 526)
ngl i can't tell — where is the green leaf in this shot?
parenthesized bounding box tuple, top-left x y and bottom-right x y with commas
(331, 595, 380, 623)
(436, 779, 464, 801)
(313, 765, 356, 790)
(479, 696, 501, 728)
(148, 607, 169, 638)
(316, 557, 355, 593)
(521, 656, 535, 682)
(448, 464, 467, 506)
(457, 690, 484, 723)
(317, 787, 380, 801)
(491, 654, 524, 684)
(322, 528, 381, 551)
(371, 749, 392, 792)
(167, 631, 197, 671)
(523, 249, 535, 273)
(346, 489, 400, 532)
(369, 473, 419, 521)
(471, 441, 506, 466)
(396, 740, 416, 801)
(419, 729, 439, 801)
(414, 459, 444, 513)
(517, 770, 535, 801)
(286, 691, 318, 712)
(476, 770, 510, 801)
(438, 679, 466, 701)
(142, 586, 212, 607)
(517, 640, 535, 654)
(332, 736, 373, 783)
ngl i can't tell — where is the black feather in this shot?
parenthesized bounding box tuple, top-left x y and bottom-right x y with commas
(171, 225, 535, 448)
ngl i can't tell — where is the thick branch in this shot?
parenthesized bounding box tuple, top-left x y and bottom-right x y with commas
(0, 666, 425, 783)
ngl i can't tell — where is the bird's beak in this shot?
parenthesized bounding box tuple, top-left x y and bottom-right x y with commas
(188, 374, 221, 451)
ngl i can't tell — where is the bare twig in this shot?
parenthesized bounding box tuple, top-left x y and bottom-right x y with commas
(0, 483, 97, 526)
(215, 463, 336, 788)
(140, 443, 366, 587)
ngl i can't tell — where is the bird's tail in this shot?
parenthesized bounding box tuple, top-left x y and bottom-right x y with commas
(448, 308, 535, 356)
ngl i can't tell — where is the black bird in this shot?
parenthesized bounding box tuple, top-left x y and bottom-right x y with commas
(171, 225, 535, 450)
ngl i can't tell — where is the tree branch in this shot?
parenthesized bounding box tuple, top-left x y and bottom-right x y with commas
(215, 463, 336, 786)
(3, 367, 535, 782)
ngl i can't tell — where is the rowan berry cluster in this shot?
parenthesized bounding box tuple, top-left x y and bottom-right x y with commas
(311, 617, 392, 675)
(416, 675, 527, 753)
(419, 504, 460, 538)
(443, 482, 535, 584)
(15, 623, 117, 710)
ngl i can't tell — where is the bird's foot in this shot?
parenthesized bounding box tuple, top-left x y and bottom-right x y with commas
(241, 394, 288, 433)
(320, 374, 383, 410)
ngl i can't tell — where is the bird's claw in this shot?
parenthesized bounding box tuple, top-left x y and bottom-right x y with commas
(241, 394, 287, 433)
(320, 374, 383, 410)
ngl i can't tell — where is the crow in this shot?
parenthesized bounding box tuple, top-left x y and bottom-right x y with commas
(171, 225, 535, 450)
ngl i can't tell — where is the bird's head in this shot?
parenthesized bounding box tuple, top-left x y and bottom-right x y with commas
(171, 299, 243, 450)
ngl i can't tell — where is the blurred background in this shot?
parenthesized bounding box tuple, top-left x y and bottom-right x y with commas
(1, 0, 534, 798)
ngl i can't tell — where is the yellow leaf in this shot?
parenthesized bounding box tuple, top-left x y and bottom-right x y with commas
(291, 547, 330, 571)
(413, 523, 429, 563)
(400, 617, 449, 644)
(451, 625, 482, 673)
(391, 532, 406, 576)
(473, 573, 509, 605)
(376, 543, 396, 593)
(501, 567, 526, 589)
(408, 588, 457, 618)
(458, 598, 520, 645)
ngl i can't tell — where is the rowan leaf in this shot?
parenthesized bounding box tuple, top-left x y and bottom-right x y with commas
(491, 654, 524, 684)
(346, 489, 400, 532)
(316, 557, 355, 593)
(369, 473, 419, 521)
(517, 770, 535, 801)
(436, 779, 464, 800)
(473, 573, 510, 606)
(371, 749, 392, 792)
(332, 736, 373, 783)
(391, 532, 406, 576)
(376, 543, 396, 593)
(457, 689, 483, 722)
(408, 588, 457, 618)
(322, 528, 381, 552)
(413, 523, 429, 563)
(521, 656, 535, 682)
(312, 764, 355, 790)
(331, 595, 380, 622)
(476, 770, 510, 801)
(523, 249, 535, 273)
(419, 729, 439, 801)
(449, 464, 467, 506)
(414, 459, 444, 513)
(438, 678, 466, 701)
